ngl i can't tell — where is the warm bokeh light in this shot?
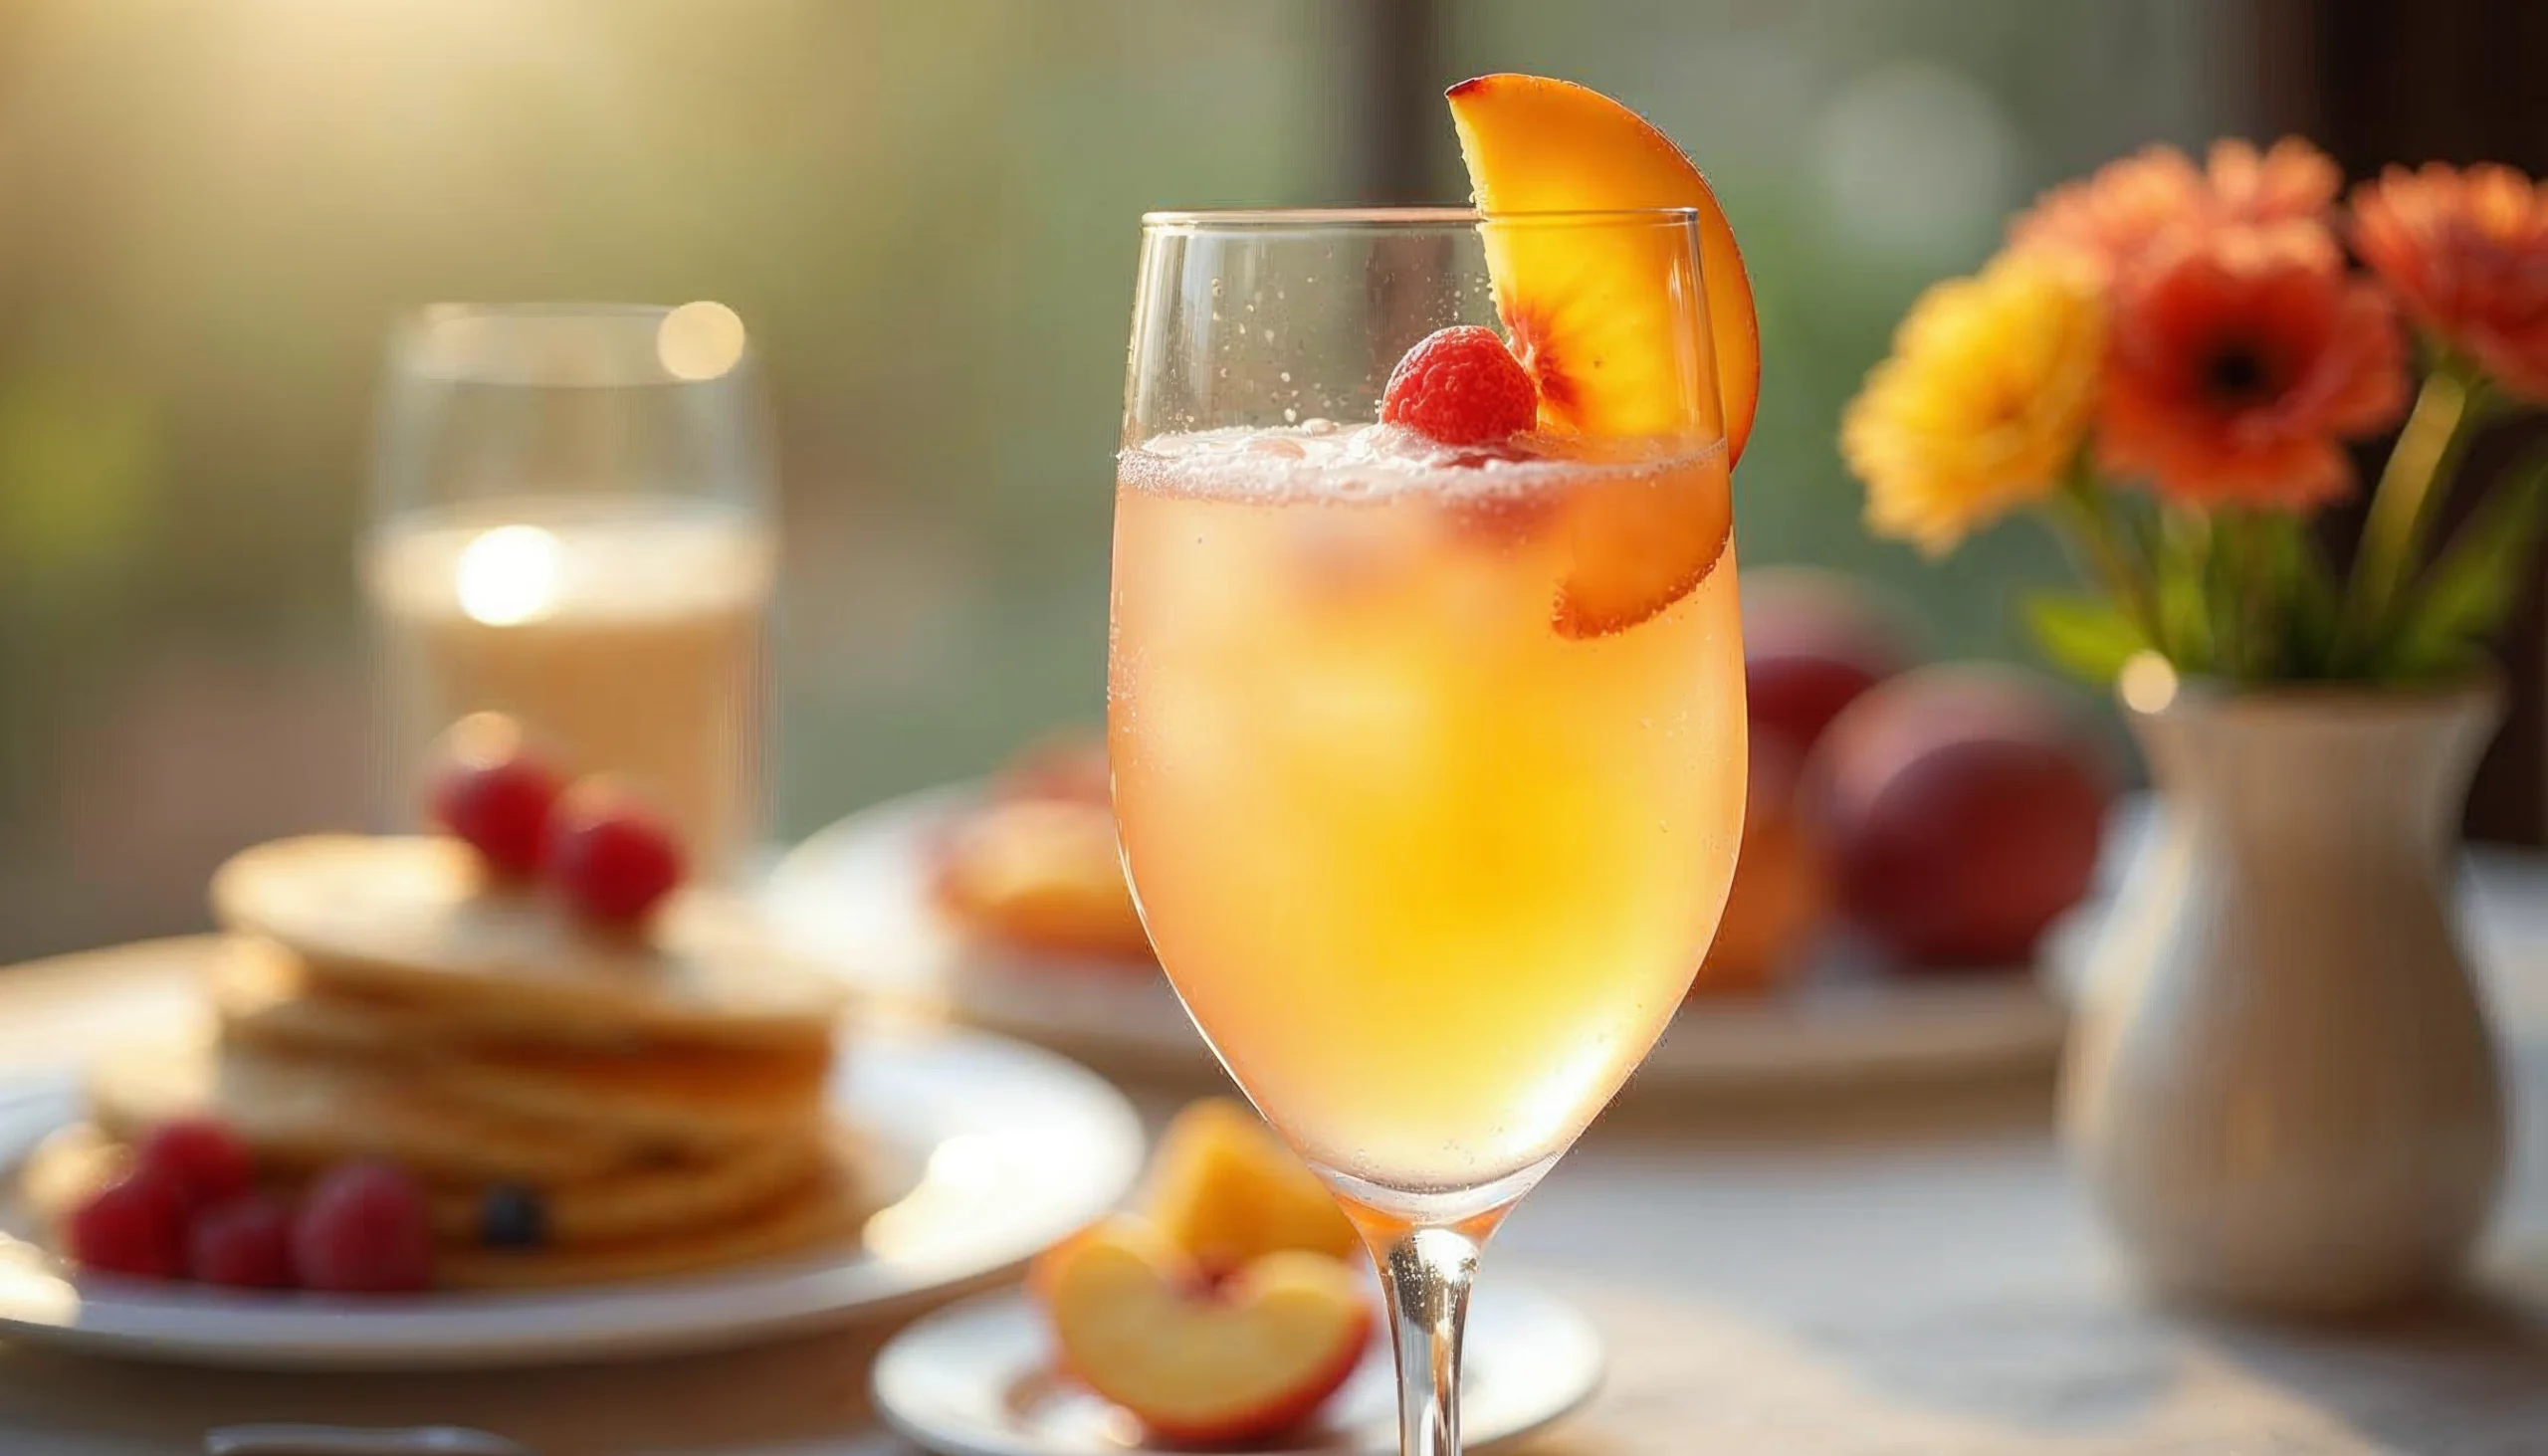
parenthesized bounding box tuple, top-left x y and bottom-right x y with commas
(2118, 651, 2180, 715)
(658, 302, 748, 382)
(436, 709, 528, 768)
(455, 524, 562, 626)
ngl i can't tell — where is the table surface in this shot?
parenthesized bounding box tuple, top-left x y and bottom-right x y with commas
(4, 852, 2547, 1455)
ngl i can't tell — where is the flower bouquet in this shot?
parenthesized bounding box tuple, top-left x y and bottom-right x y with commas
(1843, 141, 2548, 686)
(1862, 140, 2548, 1316)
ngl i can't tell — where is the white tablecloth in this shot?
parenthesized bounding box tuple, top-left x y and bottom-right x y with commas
(1, 844, 2544, 1453)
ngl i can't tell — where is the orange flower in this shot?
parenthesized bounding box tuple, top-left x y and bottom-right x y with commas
(2013, 138, 2342, 280)
(2350, 162, 2548, 402)
(2100, 227, 2407, 509)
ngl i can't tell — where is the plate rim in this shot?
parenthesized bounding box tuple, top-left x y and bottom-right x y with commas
(0, 937, 1146, 1370)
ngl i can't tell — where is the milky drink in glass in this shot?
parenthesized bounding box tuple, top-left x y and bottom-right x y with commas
(369, 303, 774, 874)
(365, 496, 772, 873)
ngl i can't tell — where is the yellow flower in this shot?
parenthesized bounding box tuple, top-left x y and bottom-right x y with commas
(1841, 253, 2106, 555)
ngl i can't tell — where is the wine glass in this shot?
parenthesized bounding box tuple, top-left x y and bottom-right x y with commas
(1109, 209, 1743, 1455)
(364, 302, 776, 875)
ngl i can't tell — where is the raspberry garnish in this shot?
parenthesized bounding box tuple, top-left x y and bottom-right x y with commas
(1380, 325, 1539, 446)
(430, 713, 565, 878)
(190, 1194, 300, 1289)
(294, 1161, 435, 1294)
(546, 783, 687, 926)
(136, 1117, 255, 1212)
(67, 1169, 190, 1280)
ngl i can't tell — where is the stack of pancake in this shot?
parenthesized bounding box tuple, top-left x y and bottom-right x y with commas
(64, 835, 861, 1290)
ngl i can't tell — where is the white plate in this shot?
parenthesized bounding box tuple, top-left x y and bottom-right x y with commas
(0, 936, 1145, 1369)
(766, 786, 2066, 1093)
(872, 1278, 1602, 1456)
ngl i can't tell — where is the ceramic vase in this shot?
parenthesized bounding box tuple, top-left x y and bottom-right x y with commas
(2062, 679, 2506, 1316)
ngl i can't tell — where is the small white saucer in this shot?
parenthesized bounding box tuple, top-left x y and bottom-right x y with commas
(871, 1277, 1603, 1456)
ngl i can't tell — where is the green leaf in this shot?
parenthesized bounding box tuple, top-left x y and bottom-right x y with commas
(2024, 592, 2151, 686)
(2377, 449, 2548, 681)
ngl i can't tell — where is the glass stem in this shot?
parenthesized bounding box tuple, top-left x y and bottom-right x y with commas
(1368, 1223, 1481, 1456)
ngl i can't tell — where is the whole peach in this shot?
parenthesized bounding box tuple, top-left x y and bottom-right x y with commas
(1811, 664, 2111, 968)
(1743, 568, 1913, 757)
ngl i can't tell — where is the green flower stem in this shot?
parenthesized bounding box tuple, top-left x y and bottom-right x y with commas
(2050, 458, 2157, 644)
(2339, 357, 2489, 665)
(2151, 503, 2215, 674)
(2221, 511, 2281, 682)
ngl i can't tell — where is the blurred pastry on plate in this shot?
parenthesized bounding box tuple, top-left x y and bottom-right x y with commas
(933, 731, 1155, 964)
(991, 730, 1114, 807)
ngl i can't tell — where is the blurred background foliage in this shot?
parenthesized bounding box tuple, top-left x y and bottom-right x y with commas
(0, 0, 2240, 959)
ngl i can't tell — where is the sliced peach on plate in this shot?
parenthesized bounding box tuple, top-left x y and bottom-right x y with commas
(1447, 74, 1759, 459)
(1037, 1216, 1374, 1445)
(1144, 1099, 1359, 1273)
(1447, 74, 1755, 638)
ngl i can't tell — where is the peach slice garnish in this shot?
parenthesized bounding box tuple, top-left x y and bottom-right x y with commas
(1551, 459, 1735, 638)
(1143, 1098, 1359, 1273)
(1447, 74, 1760, 458)
(1447, 74, 1756, 639)
(1037, 1216, 1374, 1445)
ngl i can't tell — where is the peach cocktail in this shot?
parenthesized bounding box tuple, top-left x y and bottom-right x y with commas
(1109, 75, 1760, 1456)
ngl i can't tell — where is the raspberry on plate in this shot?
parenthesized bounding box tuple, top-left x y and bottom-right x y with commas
(1380, 325, 1539, 446)
(190, 1194, 299, 1290)
(547, 784, 686, 926)
(67, 1170, 190, 1280)
(136, 1117, 255, 1212)
(295, 1161, 435, 1294)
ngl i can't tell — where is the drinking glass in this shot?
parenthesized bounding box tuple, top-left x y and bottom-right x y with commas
(365, 302, 776, 875)
(1109, 209, 1744, 1455)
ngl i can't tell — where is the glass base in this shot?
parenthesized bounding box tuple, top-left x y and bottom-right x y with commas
(1312, 1149, 1561, 1230)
